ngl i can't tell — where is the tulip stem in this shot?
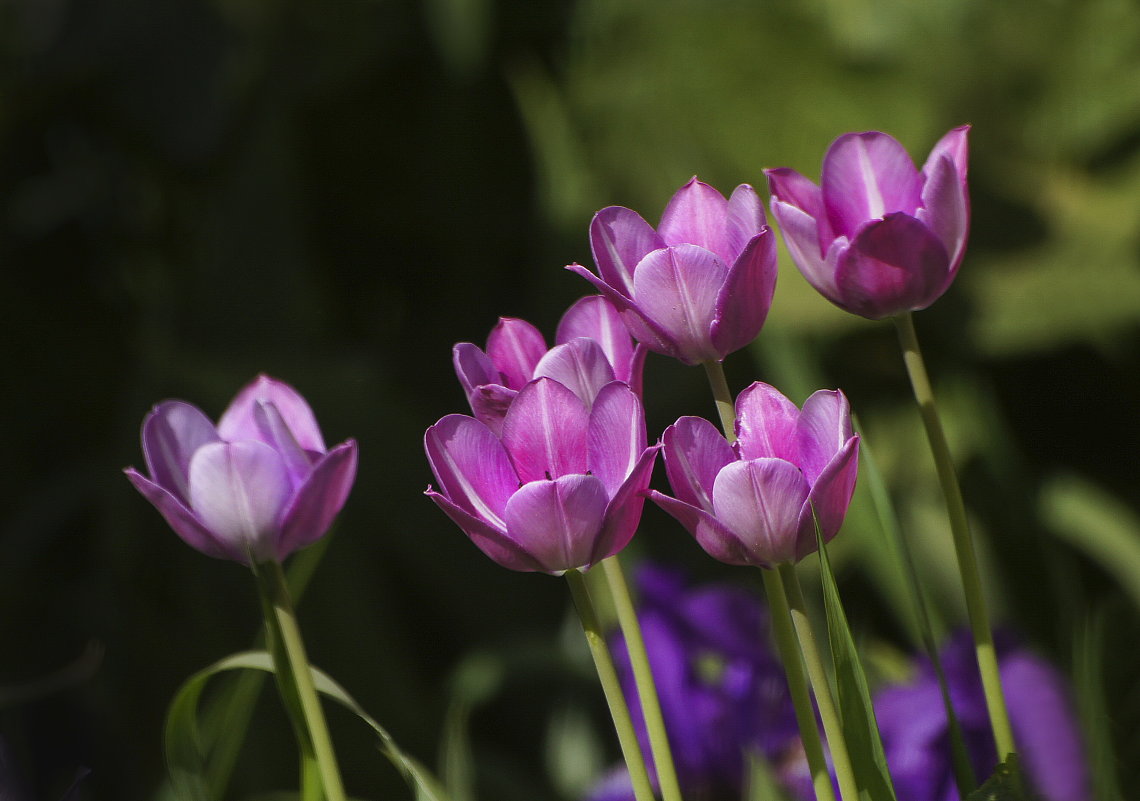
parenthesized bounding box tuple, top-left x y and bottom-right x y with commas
(760, 569, 838, 801)
(565, 568, 657, 801)
(779, 564, 861, 801)
(601, 555, 685, 801)
(254, 559, 347, 801)
(702, 359, 837, 801)
(703, 361, 738, 436)
(893, 312, 1016, 761)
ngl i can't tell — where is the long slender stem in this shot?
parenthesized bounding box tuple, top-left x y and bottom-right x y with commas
(601, 555, 684, 801)
(893, 312, 1016, 761)
(760, 569, 837, 801)
(779, 565, 860, 801)
(565, 568, 657, 801)
(702, 360, 837, 801)
(255, 559, 347, 801)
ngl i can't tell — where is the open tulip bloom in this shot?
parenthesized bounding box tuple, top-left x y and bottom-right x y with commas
(425, 377, 659, 574)
(766, 126, 969, 320)
(452, 295, 647, 434)
(125, 375, 359, 565)
(649, 382, 859, 567)
(567, 177, 778, 364)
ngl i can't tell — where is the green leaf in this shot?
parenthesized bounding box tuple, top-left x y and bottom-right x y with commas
(964, 755, 1034, 801)
(165, 650, 450, 801)
(815, 523, 898, 801)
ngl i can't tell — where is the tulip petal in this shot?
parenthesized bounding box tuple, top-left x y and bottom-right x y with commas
(647, 490, 758, 566)
(500, 377, 589, 482)
(253, 400, 317, 487)
(631, 244, 726, 364)
(486, 317, 547, 390)
(188, 441, 292, 562)
(798, 435, 859, 558)
(556, 295, 636, 382)
(734, 382, 800, 462)
(922, 124, 970, 182)
(593, 445, 659, 564)
(661, 416, 734, 512)
(453, 342, 499, 398)
(834, 213, 950, 319)
(426, 488, 545, 572)
(533, 338, 616, 408)
(424, 414, 518, 528)
(141, 401, 221, 504)
(795, 389, 854, 484)
(823, 132, 923, 238)
(766, 166, 836, 255)
(710, 228, 777, 357)
(468, 383, 517, 436)
(503, 474, 609, 573)
(565, 263, 680, 357)
(277, 439, 358, 558)
(658, 178, 732, 261)
(725, 184, 767, 258)
(587, 382, 645, 497)
(218, 375, 326, 453)
(712, 459, 810, 566)
(124, 468, 238, 561)
(590, 206, 664, 296)
(918, 150, 970, 274)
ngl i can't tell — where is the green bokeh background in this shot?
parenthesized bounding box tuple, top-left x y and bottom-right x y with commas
(2, 0, 1138, 798)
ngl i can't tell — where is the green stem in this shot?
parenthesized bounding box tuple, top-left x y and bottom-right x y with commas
(255, 559, 347, 801)
(565, 568, 657, 801)
(893, 312, 1016, 761)
(779, 565, 860, 801)
(702, 360, 836, 801)
(601, 555, 684, 801)
(761, 569, 838, 801)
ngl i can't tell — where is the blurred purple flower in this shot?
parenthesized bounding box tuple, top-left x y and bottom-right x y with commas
(567, 178, 778, 365)
(125, 375, 358, 564)
(587, 565, 798, 801)
(424, 375, 658, 574)
(648, 382, 859, 567)
(874, 631, 1090, 801)
(766, 126, 969, 320)
(452, 295, 647, 435)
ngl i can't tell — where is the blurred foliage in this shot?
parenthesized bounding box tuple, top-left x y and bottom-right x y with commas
(1, 0, 1138, 799)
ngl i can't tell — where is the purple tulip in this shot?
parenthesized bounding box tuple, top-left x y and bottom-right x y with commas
(648, 382, 859, 567)
(424, 377, 658, 574)
(566, 178, 778, 365)
(452, 295, 647, 435)
(125, 375, 358, 564)
(587, 565, 798, 801)
(874, 631, 1090, 801)
(766, 126, 969, 320)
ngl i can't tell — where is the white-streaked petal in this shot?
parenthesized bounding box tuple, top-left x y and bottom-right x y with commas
(218, 375, 326, 453)
(424, 414, 518, 528)
(500, 378, 589, 482)
(712, 458, 810, 566)
(533, 339, 615, 408)
(503, 475, 609, 573)
(141, 400, 221, 504)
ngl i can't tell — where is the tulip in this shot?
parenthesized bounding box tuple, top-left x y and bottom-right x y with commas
(125, 375, 358, 564)
(452, 295, 647, 435)
(766, 126, 969, 320)
(424, 377, 658, 573)
(874, 631, 1090, 801)
(567, 178, 778, 365)
(648, 382, 859, 567)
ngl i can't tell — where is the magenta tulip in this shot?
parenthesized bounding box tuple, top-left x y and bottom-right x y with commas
(125, 375, 358, 564)
(567, 178, 778, 365)
(766, 126, 969, 320)
(452, 295, 647, 435)
(648, 382, 859, 567)
(425, 377, 658, 574)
